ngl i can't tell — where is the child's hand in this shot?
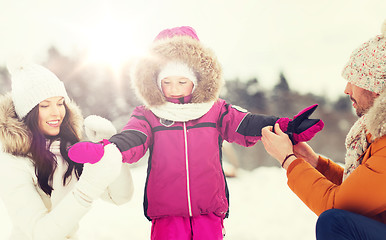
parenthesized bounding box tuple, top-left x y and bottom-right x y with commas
(68, 139, 111, 164)
(276, 104, 324, 144)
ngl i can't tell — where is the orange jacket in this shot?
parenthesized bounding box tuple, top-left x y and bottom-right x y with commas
(287, 135, 386, 223)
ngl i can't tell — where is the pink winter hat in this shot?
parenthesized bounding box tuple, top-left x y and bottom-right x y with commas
(342, 19, 386, 94)
(154, 26, 199, 41)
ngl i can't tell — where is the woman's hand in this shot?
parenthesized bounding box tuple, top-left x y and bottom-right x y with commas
(261, 123, 296, 169)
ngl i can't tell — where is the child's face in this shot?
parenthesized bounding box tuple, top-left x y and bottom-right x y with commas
(161, 76, 194, 99)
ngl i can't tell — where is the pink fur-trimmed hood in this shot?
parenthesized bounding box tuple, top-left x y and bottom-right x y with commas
(131, 35, 224, 107)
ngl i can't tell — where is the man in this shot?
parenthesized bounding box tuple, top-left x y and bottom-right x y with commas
(261, 20, 386, 240)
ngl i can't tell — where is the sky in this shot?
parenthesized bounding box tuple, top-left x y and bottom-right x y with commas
(0, 0, 385, 100)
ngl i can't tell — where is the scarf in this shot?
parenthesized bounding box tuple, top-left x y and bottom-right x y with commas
(49, 140, 77, 207)
(343, 115, 369, 181)
(148, 101, 215, 122)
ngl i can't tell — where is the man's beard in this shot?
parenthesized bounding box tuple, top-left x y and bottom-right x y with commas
(351, 94, 375, 117)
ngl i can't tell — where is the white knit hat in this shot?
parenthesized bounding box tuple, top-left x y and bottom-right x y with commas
(157, 61, 198, 92)
(342, 19, 386, 94)
(8, 62, 69, 119)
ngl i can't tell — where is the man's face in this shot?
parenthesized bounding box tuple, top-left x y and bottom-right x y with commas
(344, 82, 379, 117)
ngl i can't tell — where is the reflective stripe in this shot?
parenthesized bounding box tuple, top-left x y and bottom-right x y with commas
(183, 122, 193, 216)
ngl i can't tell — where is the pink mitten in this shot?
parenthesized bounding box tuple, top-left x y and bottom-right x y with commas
(68, 139, 111, 164)
(276, 104, 324, 144)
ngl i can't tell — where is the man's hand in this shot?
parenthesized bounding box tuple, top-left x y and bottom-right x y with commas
(261, 123, 295, 168)
(293, 142, 319, 168)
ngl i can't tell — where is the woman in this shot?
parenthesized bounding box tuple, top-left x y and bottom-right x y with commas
(0, 62, 134, 240)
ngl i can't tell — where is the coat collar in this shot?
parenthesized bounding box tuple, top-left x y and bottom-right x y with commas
(0, 93, 83, 156)
(366, 90, 386, 141)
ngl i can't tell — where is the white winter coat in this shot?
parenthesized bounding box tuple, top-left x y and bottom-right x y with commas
(0, 94, 134, 240)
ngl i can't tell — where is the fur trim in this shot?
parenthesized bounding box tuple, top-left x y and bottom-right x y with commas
(0, 93, 83, 156)
(67, 100, 83, 141)
(367, 91, 386, 140)
(132, 36, 224, 107)
(84, 115, 117, 142)
(0, 93, 31, 155)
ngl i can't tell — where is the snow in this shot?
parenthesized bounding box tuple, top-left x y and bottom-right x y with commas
(0, 164, 317, 239)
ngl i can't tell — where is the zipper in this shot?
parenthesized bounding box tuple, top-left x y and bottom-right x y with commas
(183, 122, 193, 216)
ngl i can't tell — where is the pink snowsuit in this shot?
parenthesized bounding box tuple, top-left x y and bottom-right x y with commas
(106, 26, 280, 239)
(110, 98, 277, 221)
(99, 25, 323, 239)
(66, 26, 323, 240)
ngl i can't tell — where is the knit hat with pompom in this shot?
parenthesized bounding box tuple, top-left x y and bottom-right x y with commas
(342, 19, 386, 94)
(7, 60, 69, 119)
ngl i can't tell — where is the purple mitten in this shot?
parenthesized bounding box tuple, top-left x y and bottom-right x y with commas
(276, 104, 324, 144)
(68, 139, 111, 164)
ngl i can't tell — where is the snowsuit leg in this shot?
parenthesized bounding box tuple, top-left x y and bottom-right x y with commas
(316, 209, 386, 240)
(151, 213, 224, 240)
(151, 216, 191, 240)
(191, 213, 224, 240)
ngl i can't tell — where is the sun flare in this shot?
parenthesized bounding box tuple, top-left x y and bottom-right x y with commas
(79, 16, 145, 71)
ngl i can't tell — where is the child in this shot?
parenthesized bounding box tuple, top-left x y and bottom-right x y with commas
(69, 26, 323, 240)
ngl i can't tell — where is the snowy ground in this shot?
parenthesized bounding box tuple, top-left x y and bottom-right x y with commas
(0, 164, 318, 239)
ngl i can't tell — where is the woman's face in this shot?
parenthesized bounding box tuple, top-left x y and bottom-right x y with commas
(38, 96, 66, 136)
